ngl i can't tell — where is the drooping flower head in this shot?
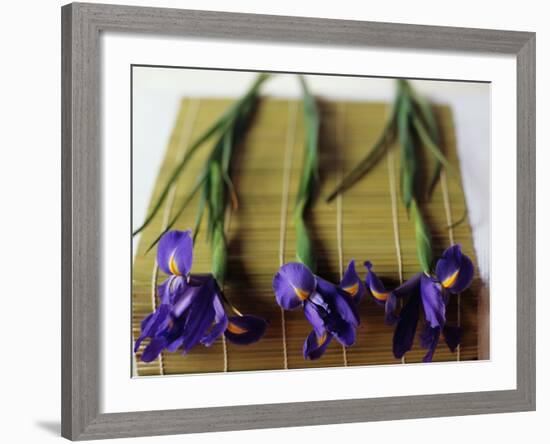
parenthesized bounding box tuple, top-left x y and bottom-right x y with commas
(391, 271, 462, 362)
(273, 260, 364, 360)
(366, 244, 474, 362)
(134, 230, 267, 362)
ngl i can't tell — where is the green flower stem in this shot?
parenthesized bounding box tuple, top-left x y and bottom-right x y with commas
(294, 76, 320, 272)
(411, 198, 433, 273)
(211, 221, 227, 286)
(208, 159, 224, 279)
(294, 205, 316, 271)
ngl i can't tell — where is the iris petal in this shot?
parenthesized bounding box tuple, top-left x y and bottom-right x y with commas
(303, 300, 326, 337)
(309, 291, 329, 312)
(443, 325, 462, 352)
(180, 279, 216, 353)
(164, 315, 188, 352)
(333, 321, 356, 347)
(157, 275, 190, 305)
(387, 274, 422, 326)
(138, 312, 155, 337)
(172, 282, 201, 317)
(273, 262, 316, 310)
(435, 244, 460, 285)
(157, 230, 193, 276)
(393, 292, 420, 359)
(313, 278, 360, 347)
(435, 244, 474, 294)
(340, 260, 366, 302)
(141, 336, 168, 363)
(392, 273, 422, 299)
(157, 276, 174, 305)
(332, 289, 360, 327)
(172, 241, 194, 277)
(420, 325, 441, 363)
(315, 277, 337, 301)
(134, 303, 172, 352)
(364, 261, 390, 304)
(451, 254, 474, 293)
(385, 292, 399, 325)
(201, 295, 228, 347)
(303, 330, 332, 360)
(224, 315, 267, 345)
(420, 274, 446, 328)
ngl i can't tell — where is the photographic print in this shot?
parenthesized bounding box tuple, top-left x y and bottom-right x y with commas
(131, 68, 489, 376)
(61, 5, 534, 438)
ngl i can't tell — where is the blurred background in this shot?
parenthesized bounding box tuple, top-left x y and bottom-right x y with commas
(132, 68, 490, 280)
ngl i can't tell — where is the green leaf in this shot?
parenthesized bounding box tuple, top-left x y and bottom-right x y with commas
(221, 129, 233, 174)
(397, 92, 415, 210)
(222, 171, 238, 210)
(427, 161, 443, 199)
(325, 119, 395, 202)
(412, 115, 454, 173)
(294, 214, 316, 271)
(410, 88, 440, 144)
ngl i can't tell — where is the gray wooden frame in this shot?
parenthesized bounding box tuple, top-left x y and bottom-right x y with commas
(61, 2, 536, 440)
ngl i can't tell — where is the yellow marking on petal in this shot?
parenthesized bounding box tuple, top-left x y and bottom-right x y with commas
(168, 253, 181, 276)
(371, 289, 389, 302)
(442, 269, 459, 289)
(227, 322, 248, 335)
(293, 287, 310, 301)
(317, 332, 328, 346)
(343, 282, 359, 297)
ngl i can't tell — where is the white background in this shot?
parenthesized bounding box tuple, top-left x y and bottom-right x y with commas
(0, 0, 545, 443)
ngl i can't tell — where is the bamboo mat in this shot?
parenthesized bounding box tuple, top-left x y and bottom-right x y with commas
(132, 97, 485, 376)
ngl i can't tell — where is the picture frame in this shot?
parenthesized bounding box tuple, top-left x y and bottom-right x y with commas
(61, 2, 535, 440)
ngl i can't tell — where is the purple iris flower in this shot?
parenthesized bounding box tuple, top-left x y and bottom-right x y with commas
(366, 244, 473, 362)
(272, 261, 365, 360)
(134, 230, 267, 363)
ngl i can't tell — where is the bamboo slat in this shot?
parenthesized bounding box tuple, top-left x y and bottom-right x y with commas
(132, 97, 485, 376)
